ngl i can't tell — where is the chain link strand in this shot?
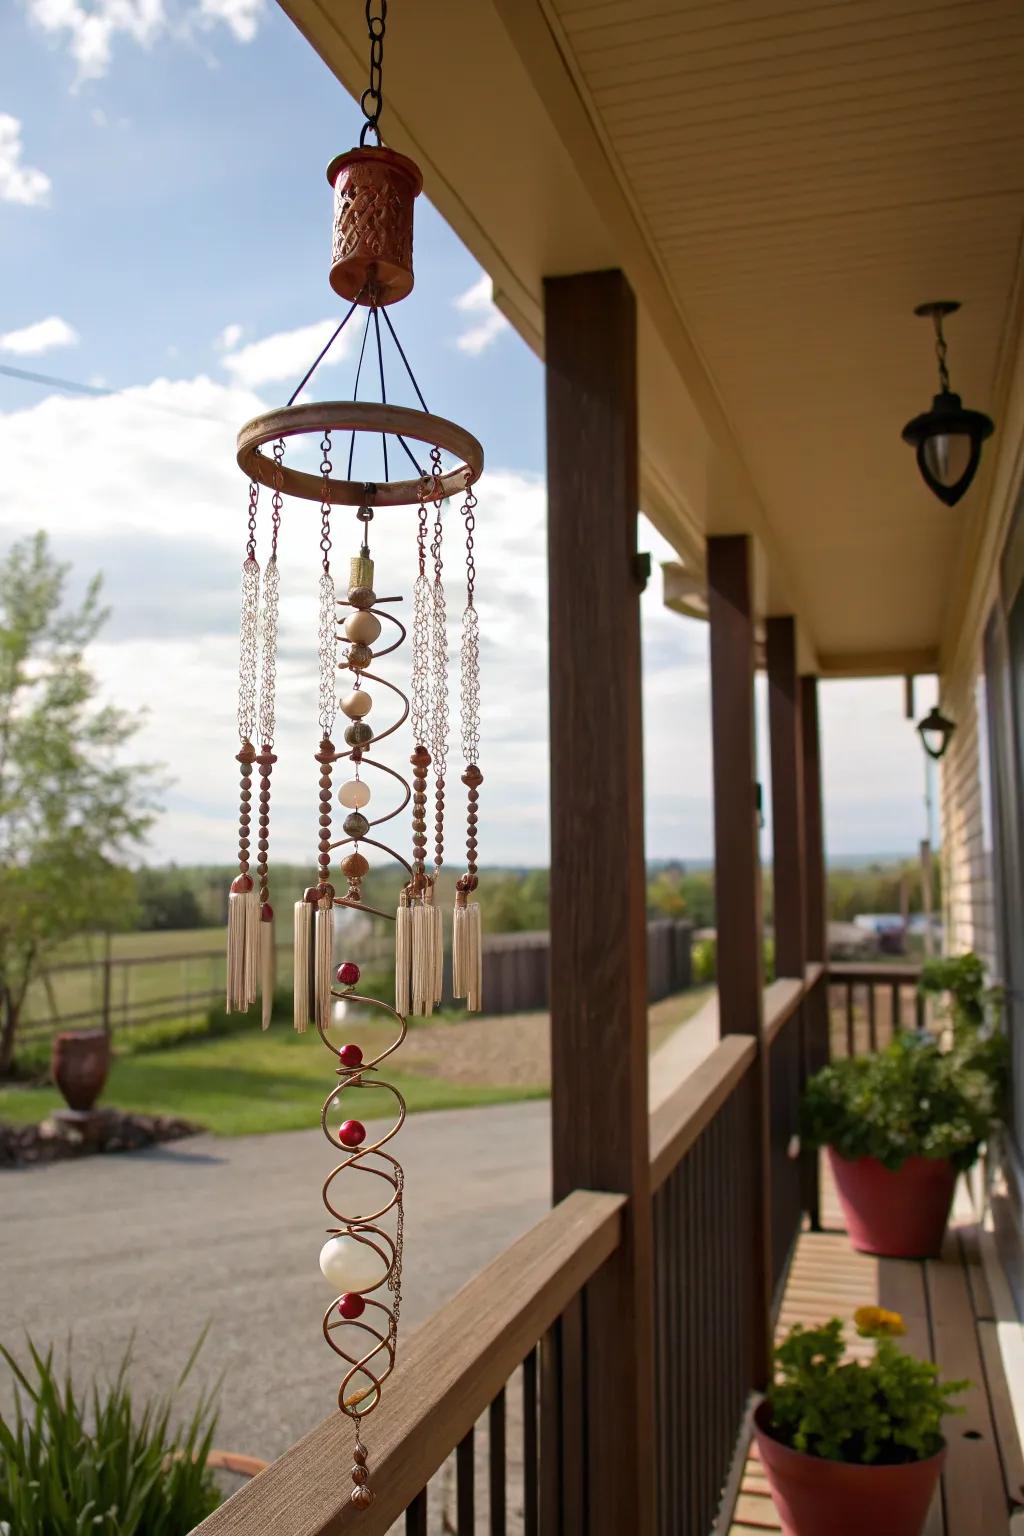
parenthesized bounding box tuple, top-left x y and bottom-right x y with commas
(359, 0, 387, 146)
(318, 436, 337, 734)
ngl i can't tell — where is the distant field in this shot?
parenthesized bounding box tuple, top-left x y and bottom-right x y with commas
(20, 924, 391, 1043)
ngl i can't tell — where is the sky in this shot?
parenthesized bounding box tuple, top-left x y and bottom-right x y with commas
(0, 0, 940, 870)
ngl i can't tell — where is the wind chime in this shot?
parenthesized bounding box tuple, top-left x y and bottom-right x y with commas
(224, 0, 485, 1508)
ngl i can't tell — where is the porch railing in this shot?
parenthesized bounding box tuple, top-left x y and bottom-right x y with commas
(192, 960, 907, 1536)
(828, 961, 926, 1055)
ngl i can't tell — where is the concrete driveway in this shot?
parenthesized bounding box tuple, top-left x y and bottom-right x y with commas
(1, 1099, 551, 1462)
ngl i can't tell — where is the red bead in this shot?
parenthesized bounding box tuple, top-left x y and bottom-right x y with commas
(261, 902, 274, 922)
(336, 961, 360, 986)
(230, 873, 253, 894)
(338, 1043, 363, 1068)
(338, 1293, 365, 1320)
(339, 1119, 366, 1148)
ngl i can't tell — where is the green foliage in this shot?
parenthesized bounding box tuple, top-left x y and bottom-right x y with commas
(646, 864, 716, 927)
(686, 935, 774, 985)
(0, 1334, 220, 1534)
(919, 950, 1002, 1032)
(0, 534, 163, 1074)
(133, 868, 210, 932)
(692, 936, 716, 984)
(827, 858, 941, 923)
(767, 1316, 965, 1465)
(800, 1030, 1000, 1172)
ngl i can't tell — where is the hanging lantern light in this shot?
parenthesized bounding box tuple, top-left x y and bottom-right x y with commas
(223, 0, 486, 1510)
(901, 301, 994, 507)
(917, 705, 956, 761)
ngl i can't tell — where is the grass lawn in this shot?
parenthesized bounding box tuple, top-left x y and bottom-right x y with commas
(0, 1015, 547, 1136)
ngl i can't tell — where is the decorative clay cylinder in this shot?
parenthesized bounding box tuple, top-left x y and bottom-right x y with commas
(326, 146, 423, 306)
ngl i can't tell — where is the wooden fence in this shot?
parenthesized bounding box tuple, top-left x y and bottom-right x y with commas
(22, 922, 694, 1042)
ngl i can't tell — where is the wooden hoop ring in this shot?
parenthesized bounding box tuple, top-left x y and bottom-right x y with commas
(236, 401, 484, 508)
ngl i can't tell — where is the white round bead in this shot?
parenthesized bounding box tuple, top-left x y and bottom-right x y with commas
(339, 779, 371, 810)
(341, 689, 373, 719)
(319, 1235, 389, 1293)
(344, 611, 382, 645)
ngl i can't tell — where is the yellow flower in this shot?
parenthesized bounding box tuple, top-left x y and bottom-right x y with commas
(854, 1305, 906, 1338)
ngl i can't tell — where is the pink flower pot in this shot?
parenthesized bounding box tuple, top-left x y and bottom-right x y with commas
(51, 1029, 111, 1112)
(827, 1148, 957, 1259)
(753, 1400, 945, 1536)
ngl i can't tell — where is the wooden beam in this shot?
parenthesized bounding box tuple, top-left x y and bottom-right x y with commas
(766, 617, 806, 979)
(799, 675, 828, 1228)
(707, 533, 772, 1389)
(544, 269, 656, 1535)
(800, 678, 827, 965)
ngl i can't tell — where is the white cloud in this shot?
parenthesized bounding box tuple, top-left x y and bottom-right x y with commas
(453, 274, 509, 357)
(221, 318, 353, 390)
(215, 321, 244, 352)
(0, 315, 79, 355)
(25, 0, 264, 85)
(0, 372, 936, 869)
(194, 0, 262, 43)
(0, 114, 51, 206)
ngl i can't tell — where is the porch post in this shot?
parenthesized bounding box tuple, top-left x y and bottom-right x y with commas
(544, 270, 655, 1534)
(766, 616, 811, 1242)
(766, 617, 805, 977)
(707, 534, 772, 1389)
(800, 676, 829, 1226)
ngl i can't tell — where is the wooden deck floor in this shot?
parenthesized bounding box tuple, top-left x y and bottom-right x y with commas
(729, 1174, 1024, 1535)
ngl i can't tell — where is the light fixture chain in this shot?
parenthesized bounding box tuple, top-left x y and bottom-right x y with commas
(359, 0, 388, 147)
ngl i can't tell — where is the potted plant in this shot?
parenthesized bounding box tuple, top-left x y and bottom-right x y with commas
(801, 960, 1006, 1257)
(754, 1310, 966, 1536)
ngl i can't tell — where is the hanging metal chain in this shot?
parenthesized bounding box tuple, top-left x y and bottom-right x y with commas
(237, 482, 260, 744)
(933, 314, 951, 393)
(318, 434, 337, 734)
(460, 474, 480, 766)
(271, 438, 284, 559)
(359, 0, 387, 147)
(411, 494, 431, 748)
(429, 454, 449, 872)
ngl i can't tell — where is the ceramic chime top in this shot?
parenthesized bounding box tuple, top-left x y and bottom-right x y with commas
(224, 0, 485, 1510)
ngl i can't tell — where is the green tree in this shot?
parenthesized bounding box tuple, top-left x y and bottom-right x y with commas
(0, 533, 162, 1075)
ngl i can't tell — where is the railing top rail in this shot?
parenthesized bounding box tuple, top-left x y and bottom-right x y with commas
(827, 961, 924, 984)
(191, 1187, 624, 1536)
(649, 1034, 756, 1190)
(762, 977, 804, 1045)
(804, 959, 826, 989)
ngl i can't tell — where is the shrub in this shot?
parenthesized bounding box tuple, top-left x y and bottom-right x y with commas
(800, 1030, 999, 1172)
(766, 1311, 966, 1465)
(0, 1335, 220, 1535)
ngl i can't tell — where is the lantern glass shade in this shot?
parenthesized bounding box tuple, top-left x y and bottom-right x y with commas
(922, 430, 972, 490)
(902, 391, 994, 507)
(917, 706, 955, 761)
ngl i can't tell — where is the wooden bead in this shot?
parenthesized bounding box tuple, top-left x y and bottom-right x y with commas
(343, 812, 369, 839)
(345, 722, 373, 747)
(348, 585, 376, 610)
(341, 851, 369, 877)
(346, 642, 373, 670)
(341, 690, 373, 719)
(351, 1485, 374, 1509)
(344, 610, 381, 645)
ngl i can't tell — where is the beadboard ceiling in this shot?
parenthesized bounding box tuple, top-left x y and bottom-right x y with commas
(278, 0, 1024, 673)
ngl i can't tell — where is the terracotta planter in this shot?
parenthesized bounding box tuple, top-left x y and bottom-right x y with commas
(51, 1029, 111, 1112)
(827, 1147, 957, 1259)
(753, 1400, 945, 1536)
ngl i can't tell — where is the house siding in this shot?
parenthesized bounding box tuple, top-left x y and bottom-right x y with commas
(940, 637, 998, 972)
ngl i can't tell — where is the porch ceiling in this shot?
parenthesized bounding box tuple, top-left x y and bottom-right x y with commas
(278, 0, 1024, 675)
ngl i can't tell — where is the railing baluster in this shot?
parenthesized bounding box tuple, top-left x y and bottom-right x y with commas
(406, 1487, 427, 1536)
(845, 981, 855, 1055)
(539, 1323, 561, 1536)
(868, 981, 877, 1051)
(892, 981, 901, 1030)
(456, 1428, 474, 1534)
(523, 1348, 539, 1536)
(489, 1388, 507, 1536)
(915, 988, 925, 1032)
